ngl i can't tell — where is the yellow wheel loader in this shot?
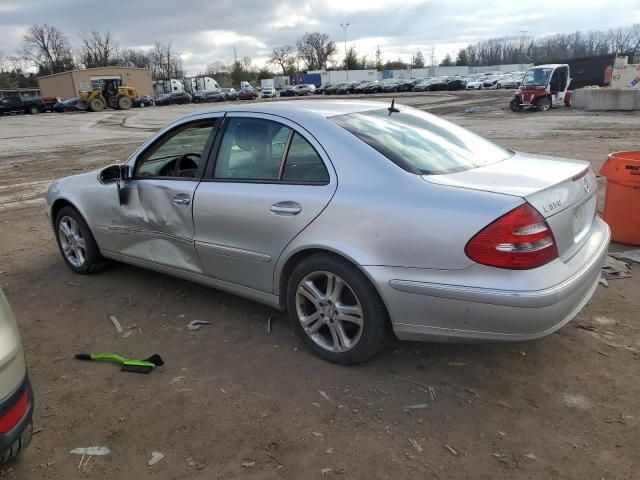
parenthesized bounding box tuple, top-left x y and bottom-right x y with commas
(78, 79, 138, 112)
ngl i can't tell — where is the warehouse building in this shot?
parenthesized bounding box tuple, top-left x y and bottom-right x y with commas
(37, 66, 153, 99)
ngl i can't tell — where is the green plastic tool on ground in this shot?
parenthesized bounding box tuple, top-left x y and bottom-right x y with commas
(74, 353, 164, 374)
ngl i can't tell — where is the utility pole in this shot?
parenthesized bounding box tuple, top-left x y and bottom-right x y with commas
(233, 46, 238, 65)
(520, 29, 528, 71)
(340, 23, 350, 81)
(430, 47, 435, 77)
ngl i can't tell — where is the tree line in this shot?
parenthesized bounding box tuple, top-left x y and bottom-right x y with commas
(453, 24, 640, 66)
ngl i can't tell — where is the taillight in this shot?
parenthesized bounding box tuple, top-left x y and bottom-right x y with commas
(0, 387, 29, 434)
(465, 203, 558, 270)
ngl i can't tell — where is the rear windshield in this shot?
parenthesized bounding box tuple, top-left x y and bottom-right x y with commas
(331, 108, 512, 175)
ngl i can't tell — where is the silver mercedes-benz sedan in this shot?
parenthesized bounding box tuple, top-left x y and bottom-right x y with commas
(46, 100, 610, 364)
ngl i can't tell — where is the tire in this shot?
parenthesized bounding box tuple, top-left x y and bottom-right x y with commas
(28, 106, 39, 115)
(117, 96, 132, 110)
(509, 98, 523, 112)
(0, 423, 31, 466)
(55, 206, 111, 274)
(89, 97, 105, 112)
(287, 254, 389, 365)
(535, 97, 551, 111)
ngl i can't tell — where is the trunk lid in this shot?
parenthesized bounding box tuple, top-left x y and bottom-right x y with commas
(423, 152, 597, 259)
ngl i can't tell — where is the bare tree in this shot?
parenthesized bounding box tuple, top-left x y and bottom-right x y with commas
(149, 41, 183, 79)
(79, 31, 119, 68)
(20, 24, 75, 75)
(118, 48, 152, 69)
(296, 32, 336, 70)
(268, 45, 295, 74)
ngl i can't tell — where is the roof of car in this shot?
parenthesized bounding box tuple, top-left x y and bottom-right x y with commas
(199, 99, 389, 119)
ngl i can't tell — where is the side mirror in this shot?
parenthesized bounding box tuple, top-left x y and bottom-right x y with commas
(99, 164, 122, 183)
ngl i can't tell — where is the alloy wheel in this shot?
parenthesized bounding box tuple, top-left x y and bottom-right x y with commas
(58, 216, 87, 267)
(295, 271, 364, 353)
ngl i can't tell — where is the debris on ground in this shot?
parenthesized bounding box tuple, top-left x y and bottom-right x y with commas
(311, 431, 325, 438)
(186, 320, 212, 331)
(599, 276, 609, 287)
(464, 107, 478, 114)
(267, 314, 278, 333)
(524, 453, 537, 460)
(147, 451, 165, 466)
(610, 250, 640, 264)
(32, 427, 43, 435)
(108, 315, 123, 334)
(408, 439, 423, 453)
(326, 448, 335, 454)
(319, 390, 333, 403)
(602, 256, 632, 279)
(444, 444, 459, 456)
(403, 404, 429, 411)
(464, 388, 480, 398)
(70, 446, 110, 456)
(322, 467, 332, 475)
(242, 460, 256, 468)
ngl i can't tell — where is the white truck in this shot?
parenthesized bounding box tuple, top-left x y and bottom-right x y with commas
(186, 77, 219, 94)
(261, 78, 274, 90)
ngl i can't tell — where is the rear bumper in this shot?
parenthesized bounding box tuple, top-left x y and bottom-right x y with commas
(0, 376, 33, 461)
(365, 217, 610, 342)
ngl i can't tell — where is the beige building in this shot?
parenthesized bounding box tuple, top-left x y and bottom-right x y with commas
(37, 66, 153, 99)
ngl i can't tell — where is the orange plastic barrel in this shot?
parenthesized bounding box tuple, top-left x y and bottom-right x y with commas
(599, 151, 640, 245)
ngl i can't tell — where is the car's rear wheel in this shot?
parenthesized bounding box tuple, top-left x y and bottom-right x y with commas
(55, 206, 110, 274)
(536, 97, 552, 111)
(287, 254, 389, 365)
(28, 106, 39, 114)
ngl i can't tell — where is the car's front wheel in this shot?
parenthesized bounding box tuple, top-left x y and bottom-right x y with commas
(55, 206, 111, 274)
(287, 254, 389, 365)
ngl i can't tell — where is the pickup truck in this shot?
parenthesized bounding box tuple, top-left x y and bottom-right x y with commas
(0, 96, 46, 115)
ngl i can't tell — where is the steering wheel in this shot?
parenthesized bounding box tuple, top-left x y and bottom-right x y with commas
(174, 152, 201, 177)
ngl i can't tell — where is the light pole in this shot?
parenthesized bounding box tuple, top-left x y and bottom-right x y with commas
(340, 23, 350, 81)
(520, 29, 528, 71)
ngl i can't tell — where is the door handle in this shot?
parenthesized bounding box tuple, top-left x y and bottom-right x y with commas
(270, 201, 302, 216)
(173, 194, 191, 206)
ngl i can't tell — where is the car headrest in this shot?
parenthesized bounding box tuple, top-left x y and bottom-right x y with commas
(235, 120, 269, 152)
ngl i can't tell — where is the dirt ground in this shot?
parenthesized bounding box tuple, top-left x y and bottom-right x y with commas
(0, 91, 638, 479)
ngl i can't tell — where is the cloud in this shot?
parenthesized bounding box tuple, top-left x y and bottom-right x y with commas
(0, 0, 637, 75)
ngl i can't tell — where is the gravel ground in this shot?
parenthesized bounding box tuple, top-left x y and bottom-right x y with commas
(0, 90, 638, 479)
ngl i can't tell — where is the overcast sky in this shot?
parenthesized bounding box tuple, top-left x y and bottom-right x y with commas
(1, 0, 639, 75)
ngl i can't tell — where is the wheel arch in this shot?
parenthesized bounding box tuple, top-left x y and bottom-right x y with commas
(50, 198, 96, 240)
(275, 247, 392, 322)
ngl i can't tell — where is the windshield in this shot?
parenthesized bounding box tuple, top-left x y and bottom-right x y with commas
(522, 68, 553, 86)
(331, 107, 512, 175)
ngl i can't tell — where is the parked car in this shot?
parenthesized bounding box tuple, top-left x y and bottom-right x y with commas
(426, 79, 448, 91)
(466, 79, 483, 90)
(295, 84, 316, 96)
(380, 80, 400, 93)
(134, 95, 154, 107)
(397, 78, 420, 92)
(334, 82, 356, 95)
(221, 88, 238, 101)
(0, 288, 33, 465)
(238, 88, 259, 100)
(0, 96, 45, 115)
(413, 80, 433, 92)
(280, 85, 297, 97)
(53, 97, 82, 113)
(497, 77, 522, 89)
(354, 81, 373, 94)
(193, 90, 225, 103)
(323, 84, 339, 95)
(482, 78, 500, 89)
(262, 87, 276, 98)
(315, 84, 331, 95)
(46, 100, 609, 365)
(154, 91, 192, 106)
(446, 79, 467, 91)
(364, 82, 383, 94)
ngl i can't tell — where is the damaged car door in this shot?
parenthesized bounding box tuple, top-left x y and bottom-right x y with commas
(111, 118, 220, 273)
